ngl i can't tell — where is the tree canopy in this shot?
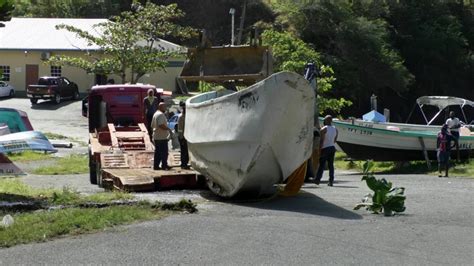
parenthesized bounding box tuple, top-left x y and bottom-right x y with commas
(10, 0, 474, 119)
(12, 0, 131, 18)
(0, 0, 14, 26)
(262, 29, 351, 114)
(267, 0, 473, 120)
(49, 2, 194, 84)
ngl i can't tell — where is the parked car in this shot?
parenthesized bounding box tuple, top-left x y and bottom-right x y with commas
(0, 81, 15, 98)
(27, 76, 79, 105)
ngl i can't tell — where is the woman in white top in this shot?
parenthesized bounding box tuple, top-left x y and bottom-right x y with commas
(315, 115, 338, 186)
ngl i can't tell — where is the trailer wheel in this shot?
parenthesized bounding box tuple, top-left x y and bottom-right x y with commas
(96, 162, 103, 188)
(89, 150, 97, 184)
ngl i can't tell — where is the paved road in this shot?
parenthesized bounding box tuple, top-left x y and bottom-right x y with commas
(1, 172, 473, 265)
(0, 97, 89, 143)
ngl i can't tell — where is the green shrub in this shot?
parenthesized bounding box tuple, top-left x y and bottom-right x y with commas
(354, 161, 406, 216)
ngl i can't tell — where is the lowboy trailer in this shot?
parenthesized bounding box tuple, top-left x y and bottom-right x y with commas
(84, 84, 199, 192)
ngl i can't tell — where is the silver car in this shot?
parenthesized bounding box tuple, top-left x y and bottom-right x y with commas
(0, 81, 15, 98)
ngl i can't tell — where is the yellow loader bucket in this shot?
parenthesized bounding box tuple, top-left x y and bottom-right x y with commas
(180, 45, 273, 85)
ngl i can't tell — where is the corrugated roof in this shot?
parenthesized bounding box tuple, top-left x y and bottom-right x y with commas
(0, 18, 184, 52)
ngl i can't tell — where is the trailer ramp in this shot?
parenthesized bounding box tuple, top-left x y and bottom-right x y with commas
(101, 151, 200, 192)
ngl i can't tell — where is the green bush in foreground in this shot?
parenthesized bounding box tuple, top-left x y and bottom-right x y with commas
(354, 161, 406, 216)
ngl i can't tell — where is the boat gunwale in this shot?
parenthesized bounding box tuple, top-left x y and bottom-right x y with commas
(330, 119, 474, 140)
(185, 71, 299, 109)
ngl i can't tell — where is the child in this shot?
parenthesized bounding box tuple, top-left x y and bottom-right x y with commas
(437, 124, 454, 177)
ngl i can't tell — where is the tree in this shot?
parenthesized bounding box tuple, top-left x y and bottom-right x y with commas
(0, 0, 14, 27)
(150, 0, 275, 46)
(12, 0, 130, 18)
(262, 29, 351, 114)
(387, 0, 473, 98)
(270, 1, 413, 116)
(49, 2, 195, 84)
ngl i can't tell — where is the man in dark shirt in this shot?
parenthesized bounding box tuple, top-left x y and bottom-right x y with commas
(143, 89, 159, 138)
(177, 101, 189, 169)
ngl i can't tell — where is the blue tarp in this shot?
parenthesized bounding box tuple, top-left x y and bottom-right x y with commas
(362, 110, 386, 122)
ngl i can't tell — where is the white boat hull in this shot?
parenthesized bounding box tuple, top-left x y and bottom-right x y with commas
(332, 120, 474, 161)
(351, 119, 473, 135)
(185, 72, 315, 197)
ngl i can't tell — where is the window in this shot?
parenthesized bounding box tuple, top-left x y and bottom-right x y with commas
(39, 78, 57, 85)
(51, 66, 61, 77)
(0, 66, 10, 81)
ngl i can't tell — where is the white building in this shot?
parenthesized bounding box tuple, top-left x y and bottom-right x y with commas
(0, 18, 185, 95)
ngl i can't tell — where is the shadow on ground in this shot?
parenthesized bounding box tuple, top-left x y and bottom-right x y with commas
(30, 99, 78, 110)
(0, 193, 46, 212)
(200, 190, 362, 220)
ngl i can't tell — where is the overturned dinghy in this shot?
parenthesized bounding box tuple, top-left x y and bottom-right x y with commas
(185, 72, 315, 197)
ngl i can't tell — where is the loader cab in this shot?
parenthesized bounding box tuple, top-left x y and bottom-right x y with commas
(83, 84, 167, 133)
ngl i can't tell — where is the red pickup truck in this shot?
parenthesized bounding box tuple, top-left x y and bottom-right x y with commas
(27, 76, 80, 105)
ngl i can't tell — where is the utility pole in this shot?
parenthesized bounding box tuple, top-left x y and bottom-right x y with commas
(236, 0, 247, 45)
(229, 8, 236, 46)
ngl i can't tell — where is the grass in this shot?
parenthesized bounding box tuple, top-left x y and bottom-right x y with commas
(334, 152, 474, 177)
(0, 206, 169, 247)
(0, 179, 197, 247)
(49, 188, 135, 206)
(44, 132, 88, 147)
(0, 179, 133, 206)
(449, 160, 474, 177)
(0, 178, 43, 199)
(43, 132, 69, 140)
(5, 151, 52, 162)
(70, 138, 88, 147)
(32, 154, 88, 175)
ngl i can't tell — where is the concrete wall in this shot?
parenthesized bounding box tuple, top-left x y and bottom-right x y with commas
(138, 59, 185, 92)
(0, 50, 184, 96)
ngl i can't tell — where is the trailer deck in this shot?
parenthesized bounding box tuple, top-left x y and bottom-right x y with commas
(88, 109, 201, 192)
(102, 167, 199, 192)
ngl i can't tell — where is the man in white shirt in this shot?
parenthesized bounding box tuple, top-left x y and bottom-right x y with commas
(315, 115, 338, 186)
(151, 102, 172, 170)
(445, 111, 461, 161)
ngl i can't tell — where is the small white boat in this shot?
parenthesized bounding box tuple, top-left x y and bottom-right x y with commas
(185, 72, 315, 197)
(352, 96, 474, 132)
(329, 119, 474, 161)
(0, 131, 56, 154)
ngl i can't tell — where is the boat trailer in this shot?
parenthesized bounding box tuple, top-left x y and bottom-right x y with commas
(90, 123, 201, 192)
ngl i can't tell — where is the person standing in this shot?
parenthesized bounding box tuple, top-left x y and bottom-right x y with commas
(151, 102, 172, 170)
(445, 111, 461, 161)
(177, 101, 190, 169)
(315, 115, 338, 186)
(144, 89, 160, 138)
(437, 124, 455, 177)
